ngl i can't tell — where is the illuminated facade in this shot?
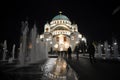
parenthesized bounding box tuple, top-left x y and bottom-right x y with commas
(40, 12, 86, 52)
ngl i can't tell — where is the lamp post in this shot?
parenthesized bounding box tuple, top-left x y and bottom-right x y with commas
(81, 37, 87, 56)
(50, 41, 53, 54)
(45, 38, 49, 56)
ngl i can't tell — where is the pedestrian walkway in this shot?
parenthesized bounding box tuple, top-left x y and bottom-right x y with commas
(71, 53, 120, 61)
(65, 56, 120, 80)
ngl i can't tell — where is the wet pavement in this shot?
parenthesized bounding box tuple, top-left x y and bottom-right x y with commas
(41, 57, 77, 80)
(0, 58, 77, 80)
(65, 55, 120, 80)
(0, 59, 46, 80)
(1, 55, 120, 80)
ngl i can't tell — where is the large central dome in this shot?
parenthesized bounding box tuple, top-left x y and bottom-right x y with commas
(52, 14, 70, 21)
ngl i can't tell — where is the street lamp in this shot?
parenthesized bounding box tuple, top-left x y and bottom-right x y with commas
(40, 35, 44, 39)
(81, 37, 86, 43)
(76, 41, 79, 44)
(78, 34, 82, 39)
(81, 37, 87, 56)
(114, 42, 117, 45)
(54, 44, 58, 49)
(50, 41, 52, 44)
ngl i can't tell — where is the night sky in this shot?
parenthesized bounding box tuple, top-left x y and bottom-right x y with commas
(0, 0, 120, 50)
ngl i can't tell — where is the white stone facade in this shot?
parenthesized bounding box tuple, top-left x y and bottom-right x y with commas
(40, 13, 86, 52)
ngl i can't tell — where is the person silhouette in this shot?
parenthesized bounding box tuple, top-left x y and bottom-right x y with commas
(67, 46, 72, 59)
(74, 45, 79, 60)
(87, 42, 96, 63)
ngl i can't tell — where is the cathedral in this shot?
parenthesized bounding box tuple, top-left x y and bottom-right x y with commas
(39, 12, 87, 52)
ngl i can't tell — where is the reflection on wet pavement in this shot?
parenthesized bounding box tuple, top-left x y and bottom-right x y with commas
(1, 58, 78, 80)
(41, 57, 78, 80)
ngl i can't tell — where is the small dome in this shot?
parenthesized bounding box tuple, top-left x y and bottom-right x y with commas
(52, 14, 70, 21)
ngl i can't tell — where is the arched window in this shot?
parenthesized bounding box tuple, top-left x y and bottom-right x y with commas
(74, 28, 76, 31)
(46, 28, 49, 32)
(60, 20, 62, 24)
(56, 37, 59, 42)
(64, 36, 66, 42)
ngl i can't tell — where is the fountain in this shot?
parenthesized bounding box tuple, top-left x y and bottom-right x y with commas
(18, 43, 25, 66)
(2, 40, 7, 61)
(17, 21, 48, 66)
(29, 24, 37, 63)
(8, 44, 16, 63)
(97, 43, 102, 58)
(104, 41, 110, 59)
(112, 40, 119, 59)
(1, 20, 78, 80)
(29, 24, 48, 63)
(45, 41, 48, 59)
(36, 35, 41, 61)
(12, 44, 15, 60)
(17, 21, 29, 66)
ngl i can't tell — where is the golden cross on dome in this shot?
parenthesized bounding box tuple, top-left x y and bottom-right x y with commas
(59, 11, 62, 14)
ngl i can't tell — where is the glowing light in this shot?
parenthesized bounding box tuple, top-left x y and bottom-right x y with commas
(114, 42, 117, 45)
(54, 44, 58, 48)
(60, 48, 63, 51)
(59, 11, 62, 14)
(46, 38, 49, 41)
(46, 38, 51, 41)
(76, 41, 79, 44)
(78, 34, 82, 38)
(81, 37, 86, 43)
(64, 42, 69, 48)
(58, 34, 64, 37)
(62, 62, 67, 68)
(58, 35, 64, 44)
(50, 41, 52, 44)
(40, 35, 44, 39)
(79, 50, 82, 52)
(101, 44, 103, 47)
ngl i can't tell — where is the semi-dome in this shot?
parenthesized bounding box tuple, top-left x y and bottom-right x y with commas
(52, 14, 70, 21)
